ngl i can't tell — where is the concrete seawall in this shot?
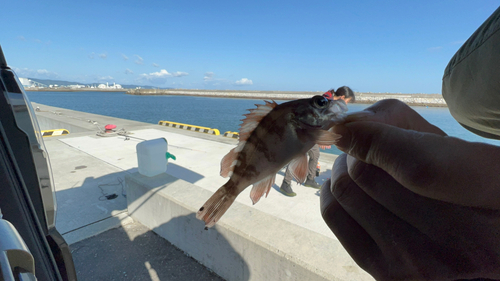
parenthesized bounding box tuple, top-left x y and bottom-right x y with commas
(25, 87, 446, 106)
(126, 88, 446, 107)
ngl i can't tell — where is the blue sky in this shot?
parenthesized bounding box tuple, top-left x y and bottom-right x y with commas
(2, 1, 499, 93)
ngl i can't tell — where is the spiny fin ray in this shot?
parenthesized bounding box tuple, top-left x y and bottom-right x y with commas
(238, 101, 277, 142)
(249, 174, 276, 204)
(288, 154, 308, 184)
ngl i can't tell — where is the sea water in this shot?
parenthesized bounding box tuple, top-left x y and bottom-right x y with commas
(26, 91, 500, 155)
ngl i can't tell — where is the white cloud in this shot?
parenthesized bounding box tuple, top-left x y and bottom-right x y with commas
(152, 63, 159, 67)
(99, 53, 107, 59)
(125, 68, 133, 74)
(17, 36, 26, 41)
(139, 69, 189, 83)
(121, 54, 129, 61)
(171, 71, 188, 77)
(12, 67, 59, 79)
(235, 78, 253, 85)
(89, 52, 95, 59)
(204, 72, 215, 81)
(135, 55, 144, 65)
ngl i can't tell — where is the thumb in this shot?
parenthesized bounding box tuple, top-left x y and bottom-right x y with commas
(332, 121, 500, 209)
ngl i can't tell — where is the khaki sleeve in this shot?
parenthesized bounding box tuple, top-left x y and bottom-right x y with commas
(442, 7, 500, 140)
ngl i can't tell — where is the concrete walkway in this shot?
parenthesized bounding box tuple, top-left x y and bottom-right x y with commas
(37, 102, 339, 242)
(35, 102, 373, 280)
(71, 221, 223, 281)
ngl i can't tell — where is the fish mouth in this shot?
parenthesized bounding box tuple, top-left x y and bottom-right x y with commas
(319, 100, 348, 129)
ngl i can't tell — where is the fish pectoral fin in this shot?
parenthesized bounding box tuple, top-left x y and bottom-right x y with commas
(220, 141, 245, 178)
(288, 154, 308, 184)
(220, 148, 237, 178)
(197, 185, 236, 228)
(315, 130, 341, 145)
(250, 174, 276, 205)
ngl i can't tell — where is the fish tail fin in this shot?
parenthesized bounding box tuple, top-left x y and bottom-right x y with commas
(196, 184, 236, 228)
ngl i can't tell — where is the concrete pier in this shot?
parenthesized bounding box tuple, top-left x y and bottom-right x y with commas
(34, 102, 373, 280)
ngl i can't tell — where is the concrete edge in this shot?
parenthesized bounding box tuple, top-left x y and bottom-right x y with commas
(125, 172, 373, 281)
(64, 211, 135, 245)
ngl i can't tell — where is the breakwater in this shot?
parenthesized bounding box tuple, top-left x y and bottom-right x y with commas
(126, 88, 446, 107)
(26, 87, 125, 92)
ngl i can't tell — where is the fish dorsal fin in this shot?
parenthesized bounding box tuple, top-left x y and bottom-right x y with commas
(220, 141, 245, 178)
(288, 154, 308, 184)
(220, 101, 277, 178)
(250, 173, 276, 204)
(239, 101, 277, 141)
(315, 129, 341, 146)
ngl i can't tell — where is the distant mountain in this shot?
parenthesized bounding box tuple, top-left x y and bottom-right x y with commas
(27, 78, 170, 89)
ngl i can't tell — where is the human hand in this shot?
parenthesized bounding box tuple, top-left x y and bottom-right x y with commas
(320, 99, 500, 280)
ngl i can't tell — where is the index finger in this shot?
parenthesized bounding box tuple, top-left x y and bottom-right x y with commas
(344, 99, 447, 136)
(333, 121, 500, 209)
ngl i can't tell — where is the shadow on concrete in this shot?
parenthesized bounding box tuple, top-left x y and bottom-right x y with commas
(55, 170, 132, 236)
(56, 169, 248, 280)
(55, 160, 204, 234)
(70, 216, 232, 281)
(153, 214, 251, 281)
(164, 163, 204, 184)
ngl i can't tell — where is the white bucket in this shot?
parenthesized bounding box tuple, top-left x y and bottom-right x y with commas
(136, 138, 168, 177)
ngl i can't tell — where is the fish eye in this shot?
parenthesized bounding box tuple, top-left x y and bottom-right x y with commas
(312, 95, 329, 108)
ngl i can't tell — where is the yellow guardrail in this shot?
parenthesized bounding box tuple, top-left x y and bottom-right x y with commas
(41, 129, 69, 137)
(223, 131, 239, 139)
(158, 121, 220, 135)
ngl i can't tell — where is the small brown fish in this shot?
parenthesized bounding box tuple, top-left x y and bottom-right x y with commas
(196, 95, 348, 228)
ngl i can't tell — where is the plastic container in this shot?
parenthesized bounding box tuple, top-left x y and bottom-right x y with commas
(136, 138, 169, 177)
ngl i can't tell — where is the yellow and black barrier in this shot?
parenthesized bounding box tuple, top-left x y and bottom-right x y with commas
(41, 129, 69, 137)
(158, 121, 220, 135)
(223, 131, 239, 139)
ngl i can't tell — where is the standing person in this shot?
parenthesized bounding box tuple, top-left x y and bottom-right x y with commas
(322, 86, 356, 103)
(279, 87, 355, 197)
(333, 86, 355, 103)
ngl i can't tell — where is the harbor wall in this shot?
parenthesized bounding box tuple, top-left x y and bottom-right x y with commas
(126, 172, 373, 281)
(126, 88, 446, 107)
(25, 87, 446, 106)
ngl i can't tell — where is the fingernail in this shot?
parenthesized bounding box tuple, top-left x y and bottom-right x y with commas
(332, 124, 351, 152)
